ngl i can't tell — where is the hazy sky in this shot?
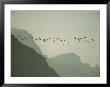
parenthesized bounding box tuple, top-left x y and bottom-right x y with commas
(11, 10, 100, 67)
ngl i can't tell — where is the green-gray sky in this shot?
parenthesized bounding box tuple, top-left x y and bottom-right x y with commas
(11, 10, 100, 67)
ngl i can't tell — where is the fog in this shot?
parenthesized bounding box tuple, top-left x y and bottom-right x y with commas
(11, 10, 100, 67)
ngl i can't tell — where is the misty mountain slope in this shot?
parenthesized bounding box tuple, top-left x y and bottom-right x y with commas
(46, 53, 100, 77)
(11, 35, 59, 77)
(12, 28, 42, 55)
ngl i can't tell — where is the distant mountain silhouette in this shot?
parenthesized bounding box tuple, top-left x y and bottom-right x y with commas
(46, 53, 100, 77)
(11, 35, 59, 77)
(11, 28, 100, 77)
(12, 28, 42, 55)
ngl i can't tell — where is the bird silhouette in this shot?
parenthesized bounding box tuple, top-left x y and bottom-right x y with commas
(43, 39, 46, 42)
(78, 39, 80, 41)
(39, 38, 41, 40)
(92, 38, 94, 41)
(15, 32, 96, 47)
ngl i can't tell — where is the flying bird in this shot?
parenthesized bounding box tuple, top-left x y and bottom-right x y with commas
(78, 39, 80, 41)
(39, 38, 41, 40)
(43, 39, 46, 42)
(92, 38, 94, 41)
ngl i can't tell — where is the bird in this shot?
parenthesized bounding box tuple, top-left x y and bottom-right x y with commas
(39, 38, 41, 40)
(78, 39, 80, 41)
(79, 38, 82, 40)
(92, 38, 94, 41)
(43, 39, 46, 42)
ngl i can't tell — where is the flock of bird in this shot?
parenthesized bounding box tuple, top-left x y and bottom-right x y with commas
(14, 33, 95, 46)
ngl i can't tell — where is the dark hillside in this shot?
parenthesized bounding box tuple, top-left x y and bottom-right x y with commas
(11, 35, 59, 77)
